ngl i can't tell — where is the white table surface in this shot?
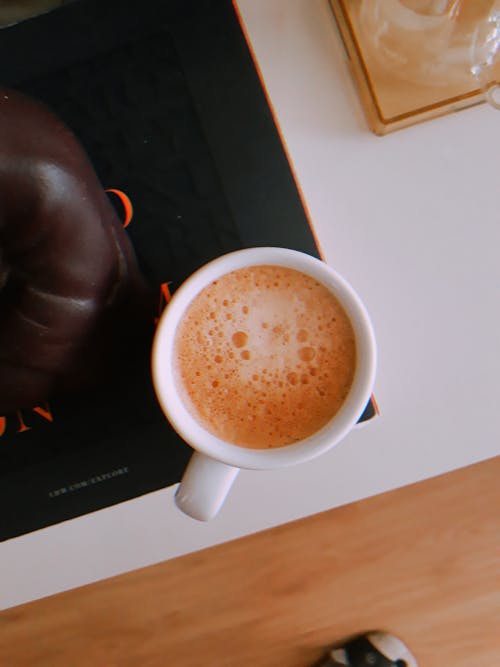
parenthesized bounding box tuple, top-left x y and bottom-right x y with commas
(1, 0, 499, 611)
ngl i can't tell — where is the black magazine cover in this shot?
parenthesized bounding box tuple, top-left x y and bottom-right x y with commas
(0, 0, 376, 541)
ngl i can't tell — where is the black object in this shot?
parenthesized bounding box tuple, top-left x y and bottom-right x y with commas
(0, 0, 376, 541)
(316, 632, 417, 667)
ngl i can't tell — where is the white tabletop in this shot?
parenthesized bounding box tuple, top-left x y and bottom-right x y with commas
(1, 0, 499, 610)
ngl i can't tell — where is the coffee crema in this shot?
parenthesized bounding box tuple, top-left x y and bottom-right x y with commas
(173, 265, 356, 449)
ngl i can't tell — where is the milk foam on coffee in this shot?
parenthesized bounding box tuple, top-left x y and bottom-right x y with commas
(174, 265, 356, 449)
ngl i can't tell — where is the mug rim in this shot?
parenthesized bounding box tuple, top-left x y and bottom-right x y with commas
(151, 247, 377, 470)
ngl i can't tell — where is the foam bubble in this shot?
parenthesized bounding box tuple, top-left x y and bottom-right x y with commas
(298, 347, 315, 362)
(232, 331, 248, 348)
(297, 329, 308, 343)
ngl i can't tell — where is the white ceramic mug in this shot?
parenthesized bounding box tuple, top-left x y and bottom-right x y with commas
(152, 247, 377, 521)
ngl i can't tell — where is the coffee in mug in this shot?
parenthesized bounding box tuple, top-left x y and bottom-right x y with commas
(174, 265, 356, 449)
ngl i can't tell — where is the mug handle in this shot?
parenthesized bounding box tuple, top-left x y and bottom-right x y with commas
(175, 452, 239, 521)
